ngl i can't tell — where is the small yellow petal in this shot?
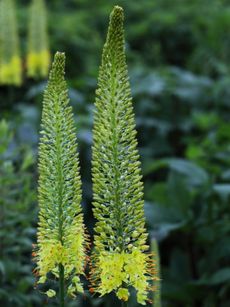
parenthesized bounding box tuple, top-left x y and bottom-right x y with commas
(117, 288, 129, 301)
(46, 289, 56, 298)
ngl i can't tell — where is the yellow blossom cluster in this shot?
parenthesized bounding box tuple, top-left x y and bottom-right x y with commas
(0, 0, 22, 85)
(91, 249, 157, 305)
(35, 224, 86, 296)
(0, 56, 22, 86)
(0, 0, 50, 85)
(27, 50, 50, 78)
(27, 0, 50, 78)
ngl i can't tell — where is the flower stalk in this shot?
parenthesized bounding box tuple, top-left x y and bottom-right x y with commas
(59, 264, 65, 307)
(34, 52, 87, 304)
(152, 239, 161, 307)
(0, 0, 22, 85)
(27, 0, 50, 78)
(90, 6, 158, 305)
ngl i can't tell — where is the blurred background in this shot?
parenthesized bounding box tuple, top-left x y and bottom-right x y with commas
(1, 0, 230, 306)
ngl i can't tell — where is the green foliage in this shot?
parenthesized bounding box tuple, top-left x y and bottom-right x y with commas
(145, 157, 230, 305)
(0, 120, 38, 306)
(35, 52, 87, 301)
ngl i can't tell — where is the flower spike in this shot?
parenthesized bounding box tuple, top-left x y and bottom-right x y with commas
(34, 52, 87, 299)
(91, 6, 158, 305)
(27, 0, 50, 78)
(0, 0, 22, 85)
(152, 239, 161, 307)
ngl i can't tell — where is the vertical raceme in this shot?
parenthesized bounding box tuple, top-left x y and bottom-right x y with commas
(34, 52, 87, 300)
(27, 0, 50, 78)
(0, 0, 22, 85)
(91, 6, 159, 305)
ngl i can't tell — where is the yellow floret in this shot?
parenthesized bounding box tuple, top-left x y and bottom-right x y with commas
(117, 288, 129, 301)
(92, 249, 156, 305)
(36, 222, 86, 297)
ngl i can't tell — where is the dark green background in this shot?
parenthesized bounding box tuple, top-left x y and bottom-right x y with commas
(1, 0, 230, 306)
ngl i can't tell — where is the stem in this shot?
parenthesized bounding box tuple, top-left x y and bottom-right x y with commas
(59, 264, 65, 307)
(55, 99, 65, 306)
(121, 302, 128, 307)
(110, 56, 125, 251)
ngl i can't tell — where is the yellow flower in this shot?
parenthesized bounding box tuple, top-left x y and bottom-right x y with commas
(46, 289, 56, 298)
(91, 249, 157, 304)
(36, 225, 87, 294)
(117, 288, 129, 301)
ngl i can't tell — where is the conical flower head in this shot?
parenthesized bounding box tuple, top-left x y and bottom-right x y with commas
(27, 0, 50, 78)
(0, 0, 22, 85)
(34, 52, 87, 297)
(91, 6, 158, 305)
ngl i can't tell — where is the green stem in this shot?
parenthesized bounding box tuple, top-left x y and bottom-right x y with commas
(59, 264, 65, 307)
(110, 57, 124, 251)
(55, 97, 65, 306)
(121, 301, 128, 307)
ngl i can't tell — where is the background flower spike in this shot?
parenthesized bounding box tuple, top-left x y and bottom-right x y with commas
(91, 6, 158, 305)
(34, 52, 87, 302)
(27, 0, 50, 78)
(0, 0, 22, 86)
(151, 239, 161, 307)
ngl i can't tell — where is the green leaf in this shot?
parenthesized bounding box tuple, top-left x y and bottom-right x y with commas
(199, 268, 230, 285)
(144, 158, 209, 186)
(213, 184, 230, 200)
(0, 261, 5, 276)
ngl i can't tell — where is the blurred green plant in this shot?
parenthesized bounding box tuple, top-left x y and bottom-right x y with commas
(151, 240, 161, 307)
(0, 119, 38, 306)
(27, 0, 50, 78)
(0, 0, 22, 86)
(144, 156, 230, 306)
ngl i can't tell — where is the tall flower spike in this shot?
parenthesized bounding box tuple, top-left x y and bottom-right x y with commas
(91, 6, 158, 305)
(0, 0, 22, 85)
(27, 0, 50, 78)
(35, 52, 87, 300)
(151, 239, 161, 307)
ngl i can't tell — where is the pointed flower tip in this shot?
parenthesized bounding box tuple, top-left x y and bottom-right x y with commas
(54, 51, 65, 63)
(110, 5, 124, 22)
(113, 5, 123, 13)
(48, 51, 66, 80)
